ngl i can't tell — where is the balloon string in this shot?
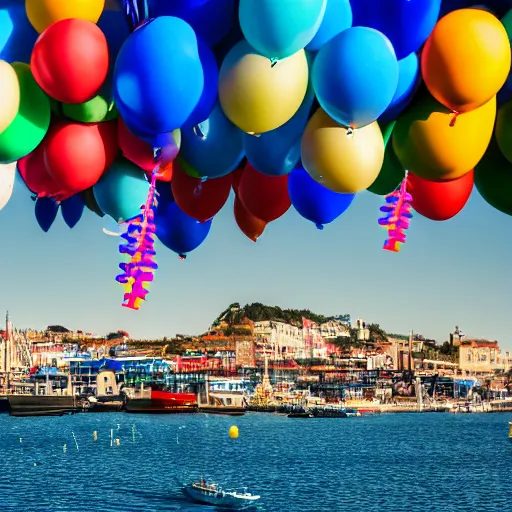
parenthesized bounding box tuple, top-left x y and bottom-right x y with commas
(449, 111, 460, 127)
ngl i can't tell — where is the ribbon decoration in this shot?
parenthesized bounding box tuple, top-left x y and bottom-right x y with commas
(115, 170, 158, 310)
(378, 171, 413, 253)
(122, 0, 149, 31)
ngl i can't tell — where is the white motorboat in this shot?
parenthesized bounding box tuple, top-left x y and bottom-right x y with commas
(182, 479, 260, 509)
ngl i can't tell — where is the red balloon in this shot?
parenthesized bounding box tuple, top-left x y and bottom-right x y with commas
(409, 170, 474, 221)
(31, 19, 109, 104)
(234, 196, 267, 242)
(171, 163, 231, 222)
(238, 163, 291, 222)
(18, 138, 64, 199)
(118, 118, 154, 172)
(44, 120, 119, 195)
(231, 167, 244, 195)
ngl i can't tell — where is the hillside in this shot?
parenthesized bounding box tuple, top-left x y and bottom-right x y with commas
(211, 302, 347, 328)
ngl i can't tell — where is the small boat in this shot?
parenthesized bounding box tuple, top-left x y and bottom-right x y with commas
(182, 479, 260, 509)
(288, 411, 314, 418)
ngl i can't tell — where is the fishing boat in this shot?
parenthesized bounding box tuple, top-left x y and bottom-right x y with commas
(182, 479, 260, 509)
(124, 384, 197, 413)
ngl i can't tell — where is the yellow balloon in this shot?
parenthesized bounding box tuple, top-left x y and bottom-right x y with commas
(228, 425, 239, 439)
(0, 61, 20, 135)
(421, 8, 510, 112)
(26, 0, 105, 33)
(392, 91, 496, 181)
(301, 109, 384, 194)
(219, 40, 308, 134)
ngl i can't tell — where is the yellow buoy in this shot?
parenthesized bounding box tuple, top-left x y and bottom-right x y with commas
(228, 425, 239, 439)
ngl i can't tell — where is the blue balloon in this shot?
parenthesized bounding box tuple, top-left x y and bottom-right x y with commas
(306, 0, 352, 52)
(239, 0, 327, 59)
(351, 0, 441, 60)
(380, 52, 421, 122)
(114, 17, 204, 137)
(61, 195, 85, 229)
(212, 14, 243, 68)
(312, 27, 399, 128)
(0, 1, 38, 63)
(93, 158, 150, 223)
(184, 36, 219, 128)
(289, 168, 354, 229)
(148, 0, 236, 46)
(155, 180, 174, 214)
(97, 7, 130, 103)
(155, 201, 212, 256)
(180, 103, 244, 179)
(35, 198, 59, 233)
(243, 88, 314, 176)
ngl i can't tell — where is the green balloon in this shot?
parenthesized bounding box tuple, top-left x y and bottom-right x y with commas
(495, 100, 512, 164)
(178, 156, 201, 178)
(63, 96, 109, 124)
(0, 62, 51, 164)
(367, 120, 404, 195)
(49, 97, 63, 117)
(103, 103, 119, 122)
(475, 135, 512, 216)
(501, 10, 512, 42)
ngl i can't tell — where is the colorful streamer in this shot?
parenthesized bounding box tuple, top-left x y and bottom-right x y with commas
(378, 171, 413, 253)
(115, 169, 158, 310)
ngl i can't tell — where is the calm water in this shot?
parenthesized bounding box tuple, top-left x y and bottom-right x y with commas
(0, 411, 510, 512)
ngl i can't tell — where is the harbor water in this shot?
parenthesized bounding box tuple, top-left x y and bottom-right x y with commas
(0, 412, 510, 512)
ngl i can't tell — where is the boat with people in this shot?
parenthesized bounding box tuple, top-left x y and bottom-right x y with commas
(182, 478, 260, 509)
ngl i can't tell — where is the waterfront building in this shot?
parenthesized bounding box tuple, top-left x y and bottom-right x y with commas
(458, 339, 512, 375)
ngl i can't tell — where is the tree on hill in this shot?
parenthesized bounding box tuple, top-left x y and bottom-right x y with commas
(368, 323, 388, 343)
(106, 330, 128, 341)
(47, 325, 70, 333)
(238, 303, 337, 326)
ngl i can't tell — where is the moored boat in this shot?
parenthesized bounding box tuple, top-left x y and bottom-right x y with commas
(8, 394, 80, 417)
(182, 479, 260, 509)
(124, 385, 198, 413)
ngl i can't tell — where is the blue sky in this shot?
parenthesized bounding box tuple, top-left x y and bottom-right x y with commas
(1, 173, 511, 348)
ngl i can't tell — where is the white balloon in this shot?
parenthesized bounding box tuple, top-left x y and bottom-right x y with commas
(0, 162, 15, 211)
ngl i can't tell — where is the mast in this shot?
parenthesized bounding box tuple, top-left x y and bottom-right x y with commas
(5, 311, 10, 391)
(408, 329, 413, 372)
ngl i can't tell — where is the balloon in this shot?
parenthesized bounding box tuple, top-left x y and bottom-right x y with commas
(61, 194, 84, 228)
(155, 179, 175, 214)
(171, 164, 232, 222)
(0, 63, 50, 164)
(97, 6, 130, 104)
(219, 40, 309, 134)
(243, 88, 314, 176)
(31, 19, 109, 105)
(380, 52, 421, 123)
(62, 96, 109, 124)
(351, 0, 441, 60)
(441, 0, 512, 17)
(35, 196, 59, 232)
(26, 0, 105, 34)
(306, 0, 352, 52)
(312, 27, 399, 128)
(231, 165, 245, 195)
(238, 164, 291, 222)
(392, 91, 496, 181)
(409, 170, 474, 221)
(155, 201, 212, 256)
(148, 0, 237, 47)
(289, 167, 355, 229)
(93, 157, 150, 223)
(421, 8, 511, 112)
(301, 109, 384, 193)
(498, 10, 512, 106)
(184, 36, 219, 128)
(495, 100, 512, 164)
(44, 120, 119, 195)
(81, 187, 104, 217)
(17, 137, 62, 198)
(0, 60, 19, 134)
(239, 0, 326, 59)
(367, 121, 405, 195)
(180, 104, 244, 179)
(0, 1, 38, 63)
(234, 196, 267, 242)
(114, 17, 204, 137)
(228, 425, 239, 439)
(474, 135, 512, 216)
(212, 11, 243, 67)
(118, 117, 181, 176)
(0, 162, 15, 210)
